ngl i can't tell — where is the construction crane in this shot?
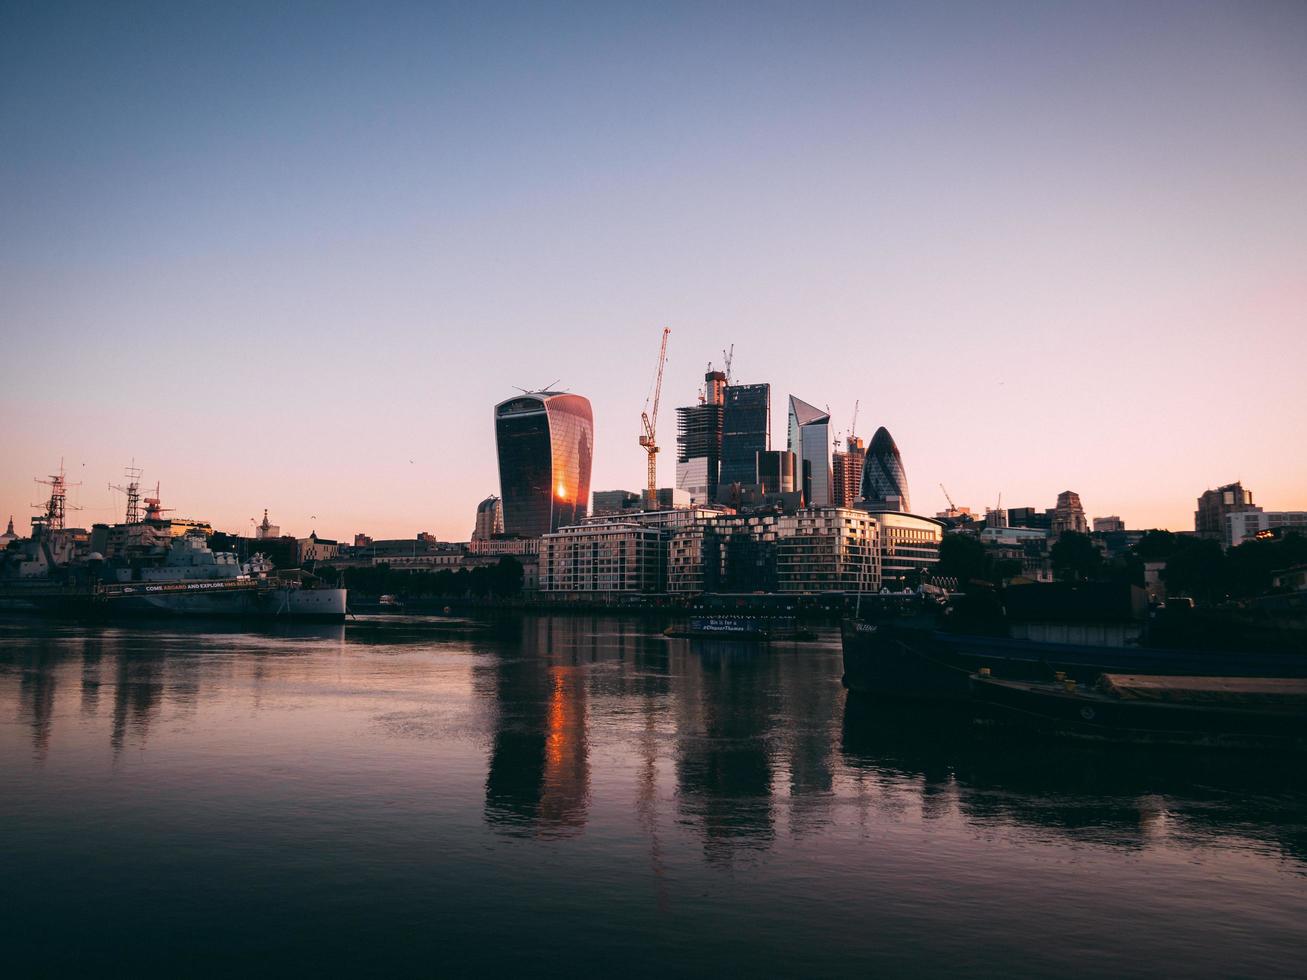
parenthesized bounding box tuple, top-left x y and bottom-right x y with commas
(721, 344, 734, 385)
(850, 399, 860, 441)
(640, 328, 671, 507)
(939, 483, 957, 512)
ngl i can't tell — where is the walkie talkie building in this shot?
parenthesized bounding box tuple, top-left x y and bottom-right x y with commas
(860, 426, 911, 512)
(495, 391, 594, 537)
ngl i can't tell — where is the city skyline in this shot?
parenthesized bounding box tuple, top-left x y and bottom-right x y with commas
(3, 2, 1305, 539)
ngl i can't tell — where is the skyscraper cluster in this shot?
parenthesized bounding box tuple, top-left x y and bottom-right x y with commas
(490, 356, 924, 543)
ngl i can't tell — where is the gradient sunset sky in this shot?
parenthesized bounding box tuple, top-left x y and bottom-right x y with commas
(3, 1, 1305, 540)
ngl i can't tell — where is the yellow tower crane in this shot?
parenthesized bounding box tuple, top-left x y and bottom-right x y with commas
(640, 327, 671, 509)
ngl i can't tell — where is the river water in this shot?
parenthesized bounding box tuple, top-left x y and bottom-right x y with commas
(2, 614, 1305, 977)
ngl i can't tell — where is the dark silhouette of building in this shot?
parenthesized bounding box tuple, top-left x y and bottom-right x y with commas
(1195, 482, 1256, 541)
(1007, 506, 1052, 531)
(592, 489, 641, 516)
(495, 391, 594, 537)
(719, 384, 770, 491)
(756, 449, 797, 496)
(859, 426, 910, 512)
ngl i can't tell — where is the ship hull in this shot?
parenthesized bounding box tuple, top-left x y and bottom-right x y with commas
(112, 586, 346, 621)
(970, 674, 1307, 750)
(1, 585, 346, 622)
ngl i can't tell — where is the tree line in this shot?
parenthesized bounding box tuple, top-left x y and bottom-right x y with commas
(312, 557, 525, 599)
(936, 528, 1306, 604)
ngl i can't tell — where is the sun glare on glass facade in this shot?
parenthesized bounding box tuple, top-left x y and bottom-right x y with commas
(495, 392, 594, 537)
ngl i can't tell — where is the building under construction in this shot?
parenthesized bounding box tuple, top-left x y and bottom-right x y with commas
(832, 434, 865, 508)
(675, 369, 726, 505)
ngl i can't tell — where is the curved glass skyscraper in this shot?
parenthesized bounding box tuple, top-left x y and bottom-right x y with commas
(495, 391, 594, 537)
(860, 426, 910, 512)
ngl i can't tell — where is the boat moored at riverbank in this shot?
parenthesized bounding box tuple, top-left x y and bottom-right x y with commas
(842, 583, 1307, 701)
(971, 672, 1307, 750)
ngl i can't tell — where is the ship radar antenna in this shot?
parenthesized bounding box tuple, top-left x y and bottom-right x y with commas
(32, 458, 81, 533)
(108, 460, 144, 524)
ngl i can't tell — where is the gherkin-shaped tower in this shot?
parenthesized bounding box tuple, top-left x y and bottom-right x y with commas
(859, 426, 910, 512)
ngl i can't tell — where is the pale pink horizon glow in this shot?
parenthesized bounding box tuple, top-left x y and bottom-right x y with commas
(3, 4, 1305, 540)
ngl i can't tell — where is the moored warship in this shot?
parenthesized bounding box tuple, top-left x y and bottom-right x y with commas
(0, 464, 345, 622)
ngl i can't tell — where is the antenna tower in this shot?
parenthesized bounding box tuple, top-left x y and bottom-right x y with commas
(32, 459, 81, 533)
(109, 462, 144, 524)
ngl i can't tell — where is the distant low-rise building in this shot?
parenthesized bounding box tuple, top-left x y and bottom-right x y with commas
(1007, 507, 1052, 531)
(667, 512, 782, 594)
(467, 536, 540, 557)
(775, 508, 879, 593)
(1225, 509, 1307, 548)
(980, 526, 1049, 546)
(1271, 565, 1307, 593)
(1092, 516, 1125, 533)
(540, 519, 668, 596)
(592, 490, 641, 516)
(872, 510, 945, 587)
(296, 532, 340, 564)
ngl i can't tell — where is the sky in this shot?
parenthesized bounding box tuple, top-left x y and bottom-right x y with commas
(3, 0, 1305, 540)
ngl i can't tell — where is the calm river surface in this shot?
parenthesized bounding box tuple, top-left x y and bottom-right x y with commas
(2, 614, 1306, 978)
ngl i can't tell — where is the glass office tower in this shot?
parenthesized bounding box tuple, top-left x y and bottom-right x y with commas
(787, 396, 832, 506)
(860, 426, 911, 512)
(719, 383, 770, 490)
(495, 391, 594, 537)
(756, 449, 796, 494)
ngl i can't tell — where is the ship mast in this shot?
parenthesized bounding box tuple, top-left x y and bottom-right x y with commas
(109, 462, 144, 524)
(32, 459, 80, 534)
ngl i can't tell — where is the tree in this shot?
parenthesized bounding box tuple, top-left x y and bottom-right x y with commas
(1161, 538, 1227, 603)
(1134, 529, 1178, 561)
(1225, 532, 1307, 598)
(935, 534, 988, 584)
(490, 557, 524, 597)
(1050, 531, 1102, 581)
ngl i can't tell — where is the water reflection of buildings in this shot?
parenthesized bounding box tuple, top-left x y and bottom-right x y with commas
(673, 644, 776, 863)
(839, 696, 1307, 864)
(18, 649, 58, 759)
(483, 617, 591, 836)
(3, 624, 348, 757)
(773, 645, 840, 837)
(109, 641, 167, 754)
(475, 618, 846, 860)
